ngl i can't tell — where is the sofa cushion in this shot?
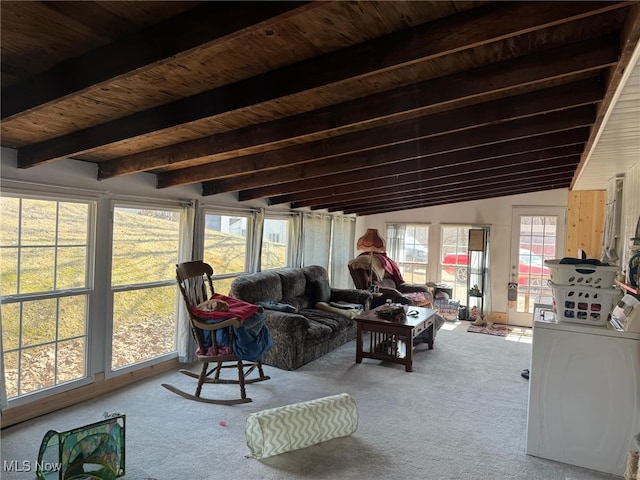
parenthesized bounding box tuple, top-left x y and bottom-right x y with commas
(312, 279, 331, 303)
(301, 308, 353, 335)
(278, 269, 311, 310)
(229, 271, 282, 304)
(299, 317, 334, 342)
(302, 264, 330, 284)
(303, 265, 334, 303)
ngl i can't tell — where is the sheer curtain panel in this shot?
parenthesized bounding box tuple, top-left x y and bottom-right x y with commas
(177, 201, 198, 362)
(249, 208, 265, 272)
(331, 216, 356, 288)
(302, 214, 331, 268)
(386, 224, 407, 260)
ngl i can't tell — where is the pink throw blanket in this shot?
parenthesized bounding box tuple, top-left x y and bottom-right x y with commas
(190, 293, 259, 321)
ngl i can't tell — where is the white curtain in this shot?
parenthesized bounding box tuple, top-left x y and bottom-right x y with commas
(249, 208, 265, 272)
(331, 215, 356, 288)
(177, 201, 199, 363)
(386, 223, 406, 261)
(290, 212, 304, 268)
(302, 213, 331, 268)
(484, 228, 492, 317)
(602, 175, 623, 264)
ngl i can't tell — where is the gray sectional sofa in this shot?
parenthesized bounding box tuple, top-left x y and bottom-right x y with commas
(229, 265, 372, 370)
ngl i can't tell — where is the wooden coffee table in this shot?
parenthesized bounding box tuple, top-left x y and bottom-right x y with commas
(354, 305, 437, 372)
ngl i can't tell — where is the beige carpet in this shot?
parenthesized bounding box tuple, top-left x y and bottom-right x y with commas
(1, 321, 615, 480)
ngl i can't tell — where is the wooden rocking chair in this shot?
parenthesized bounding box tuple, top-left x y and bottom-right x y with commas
(162, 261, 270, 405)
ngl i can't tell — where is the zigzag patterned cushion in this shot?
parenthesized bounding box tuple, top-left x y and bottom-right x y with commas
(245, 393, 358, 459)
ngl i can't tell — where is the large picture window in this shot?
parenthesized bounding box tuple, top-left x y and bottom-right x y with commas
(261, 217, 290, 270)
(385, 224, 429, 284)
(111, 206, 181, 369)
(203, 212, 250, 295)
(0, 195, 92, 399)
(440, 225, 471, 302)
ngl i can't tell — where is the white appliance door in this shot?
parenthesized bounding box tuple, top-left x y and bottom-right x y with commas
(527, 322, 640, 475)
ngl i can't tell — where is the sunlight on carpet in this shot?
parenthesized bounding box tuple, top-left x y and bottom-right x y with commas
(440, 322, 461, 331)
(505, 326, 533, 344)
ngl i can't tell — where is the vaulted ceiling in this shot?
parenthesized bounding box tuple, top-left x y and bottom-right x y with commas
(2, 1, 639, 215)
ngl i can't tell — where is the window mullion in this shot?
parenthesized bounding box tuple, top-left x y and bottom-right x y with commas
(111, 280, 174, 293)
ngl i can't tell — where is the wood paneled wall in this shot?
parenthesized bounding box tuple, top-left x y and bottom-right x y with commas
(565, 190, 606, 259)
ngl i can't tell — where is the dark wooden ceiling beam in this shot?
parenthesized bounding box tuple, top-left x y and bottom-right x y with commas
(270, 142, 585, 205)
(102, 33, 617, 181)
(16, 3, 624, 168)
(1, 2, 313, 120)
(332, 173, 574, 214)
(321, 166, 577, 212)
(296, 156, 580, 210)
(155, 77, 602, 188)
(341, 176, 572, 214)
(347, 182, 573, 216)
(343, 179, 572, 216)
(251, 128, 590, 202)
(204, 105, 594, 196)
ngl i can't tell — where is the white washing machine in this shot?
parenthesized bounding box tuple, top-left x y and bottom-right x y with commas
(526, 319, 640, 476)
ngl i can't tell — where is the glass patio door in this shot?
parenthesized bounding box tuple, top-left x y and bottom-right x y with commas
(509, 207, 565, 326)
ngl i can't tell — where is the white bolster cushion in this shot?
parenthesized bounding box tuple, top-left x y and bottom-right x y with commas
(315, 302, 360, 319)
(245, 393, 358, 459)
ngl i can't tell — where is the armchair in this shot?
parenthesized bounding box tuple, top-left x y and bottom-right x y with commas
(348, 253, 433, 308)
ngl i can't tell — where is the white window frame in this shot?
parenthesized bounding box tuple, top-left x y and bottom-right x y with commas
(202, 209, 252, 277)
(0, 189, 98, 408)
(385, 223, 431, 284)
(106, 200, 184, 377)
(439, 224, 474, 302)
(261, 213, 294, 271)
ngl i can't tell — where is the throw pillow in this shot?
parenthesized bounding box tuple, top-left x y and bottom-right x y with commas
(245, 393, 358, 459)
(313, 279, 331, 303)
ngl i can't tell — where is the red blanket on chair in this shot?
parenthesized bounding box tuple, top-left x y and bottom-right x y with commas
(373, 253, 405, 285)
(190, 293, 259, 321)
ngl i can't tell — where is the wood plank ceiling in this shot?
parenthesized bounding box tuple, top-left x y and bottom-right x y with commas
(2, 1, 639, 216)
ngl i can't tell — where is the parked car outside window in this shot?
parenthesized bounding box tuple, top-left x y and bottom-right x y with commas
(442, 248, 550, 286)
(404, 235, 428, 263)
